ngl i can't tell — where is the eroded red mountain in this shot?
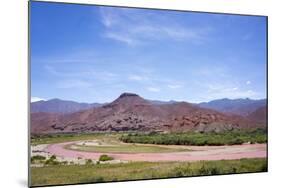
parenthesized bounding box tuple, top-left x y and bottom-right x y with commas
(31, 93, 266, 134)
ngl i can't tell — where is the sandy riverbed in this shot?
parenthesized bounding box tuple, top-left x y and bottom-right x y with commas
(41, 141, 267, 162)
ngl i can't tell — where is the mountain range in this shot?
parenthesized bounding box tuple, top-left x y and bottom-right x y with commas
(31, 99, 103, 114)
(198, 98, 266, 116)
(31, 93, 267, 134)
(31, 97, 266, 116)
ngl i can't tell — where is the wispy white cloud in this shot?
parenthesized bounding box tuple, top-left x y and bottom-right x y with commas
(45, 65, 118, 82)
(147, 87, 160, 92)
(44, 65, 86, 77)
(44, 65, 61, 76)
(206, 83, 259, 100)
(56, 79, 92, 89)
(167, 84, 183, 89)
(193, 65, 261, 100)
(128, 74, 148, 81)
(31, 97, 45, 102)
(99, 7, 211, 46)
(95, 71, 118, 81)
(105, 32, 136, 45)
(195, 66, 229, 78)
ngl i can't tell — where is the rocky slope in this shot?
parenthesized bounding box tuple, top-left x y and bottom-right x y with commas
(247, 106, 267, 124)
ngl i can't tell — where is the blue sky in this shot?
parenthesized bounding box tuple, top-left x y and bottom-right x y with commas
(30, 2, 267, 103)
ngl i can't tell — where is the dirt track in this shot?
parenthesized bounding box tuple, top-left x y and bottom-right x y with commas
(43, 142, 267, 162)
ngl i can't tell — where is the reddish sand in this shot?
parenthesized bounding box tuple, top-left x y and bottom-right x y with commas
(44, 142, 267, 162)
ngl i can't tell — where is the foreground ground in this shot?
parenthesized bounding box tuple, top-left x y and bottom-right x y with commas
(30, 132, 267, 186)
(32, 133, 266, 162)
(31, 158, 267, 186)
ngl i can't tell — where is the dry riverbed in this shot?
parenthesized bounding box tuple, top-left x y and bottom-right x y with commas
(31, 139, 266, 166)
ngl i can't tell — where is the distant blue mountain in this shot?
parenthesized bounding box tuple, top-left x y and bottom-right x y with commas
(198, 98, 266, 116)
(148, 100, 178, 105)
(31, 98, 104, 114)
(31, 97, 267, 117)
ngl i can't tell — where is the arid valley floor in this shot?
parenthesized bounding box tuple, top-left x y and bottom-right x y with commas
(30, 94, 267, 186)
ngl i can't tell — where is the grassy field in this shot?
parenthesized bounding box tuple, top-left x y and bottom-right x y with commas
(31, 158, 267, 187)
(31, 132, 267, 186)
(120, 129, 267, 146)
(31, 133, 119, 145)
(65, 142, 190, 153)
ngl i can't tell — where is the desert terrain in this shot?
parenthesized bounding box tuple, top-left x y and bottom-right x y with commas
(30, 94, 267, 186)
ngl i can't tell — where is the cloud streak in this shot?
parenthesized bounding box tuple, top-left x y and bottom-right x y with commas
(205, 83, 260, 100)
(147, 87, 160, 92)
(99, 7, 211, 46)
(167, 84, 183, 89)
(56, 79, 92, 89)
(128, 74, 148, 81)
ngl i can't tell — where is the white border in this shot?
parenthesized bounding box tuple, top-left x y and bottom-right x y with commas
(1, 0, 280, 188)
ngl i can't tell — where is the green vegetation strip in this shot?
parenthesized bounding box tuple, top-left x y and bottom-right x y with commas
(65, 143, 190, 153)
(120, 129, 267, 146)
(31, 158, 267, 186)
(31, 133, 119, 145)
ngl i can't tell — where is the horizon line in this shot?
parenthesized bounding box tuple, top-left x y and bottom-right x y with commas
(31, 93, 267, 104)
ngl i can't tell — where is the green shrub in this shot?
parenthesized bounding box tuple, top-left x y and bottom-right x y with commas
(44, 159, 60, 165)
(31, 155, 46, 163)
(44, 155, 60, 165)
(85, 159, 93, 165)
(99, 154, 114, 161)
(50, 155, 56, 160)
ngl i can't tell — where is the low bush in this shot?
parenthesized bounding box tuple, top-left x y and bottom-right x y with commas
(31, 155, 46, 163)
(99, 154, 114, 161)
(50, 155, 56, 160)
(44, 155, 59, 165)
(31, 155, 46, 161)
(44, 159, 60, 165)
(85, 159, 93, 165)
(61, 161, 68, 165)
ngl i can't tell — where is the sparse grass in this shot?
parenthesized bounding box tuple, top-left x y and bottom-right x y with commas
(30, 132, 267, 186)
(31, 133, 120, 145)
(120, 129, 267, 146)
(65, 143, 190, 153)
(31, 155, 70, 166)
(31, 158, 267, 187)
